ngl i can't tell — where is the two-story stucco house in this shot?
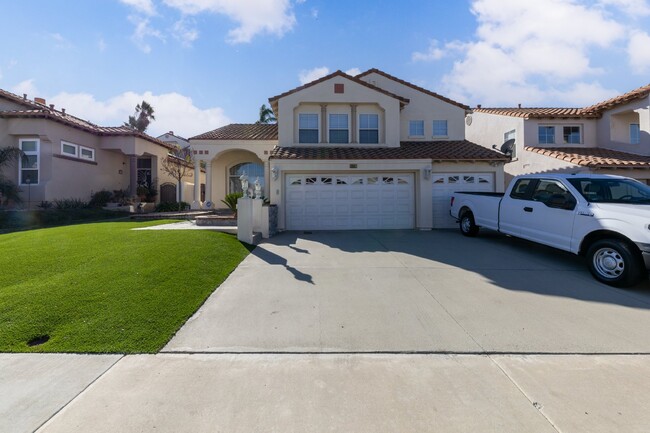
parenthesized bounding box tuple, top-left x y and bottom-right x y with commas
(189, 69, 508, 230)
(0, 89, 204, 207)
(466, 83, 650, 186)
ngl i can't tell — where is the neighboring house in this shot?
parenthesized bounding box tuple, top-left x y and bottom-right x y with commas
(0, 89, 204, 207)
(466, 83, 650, 186)
(189, 69, 508, 230)
(157, 131, 190, 149)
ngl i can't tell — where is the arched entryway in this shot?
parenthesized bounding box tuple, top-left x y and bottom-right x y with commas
(160, 182, 176, 203)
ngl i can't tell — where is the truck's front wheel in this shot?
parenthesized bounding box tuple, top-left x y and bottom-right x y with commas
(587, 239, 644, 287)
(460, 211, 479, 237)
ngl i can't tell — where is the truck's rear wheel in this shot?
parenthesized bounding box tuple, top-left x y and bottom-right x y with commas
(460, 211, 479, 237)
(586, 239, 644, 287)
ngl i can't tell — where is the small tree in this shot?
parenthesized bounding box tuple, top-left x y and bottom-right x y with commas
(255, 104, 276, 124)
(0, 147, 25, 207)
(160, 146, 193, 210)
(125, 100, 156, 132)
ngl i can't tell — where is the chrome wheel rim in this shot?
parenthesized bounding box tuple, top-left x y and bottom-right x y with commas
(461, 217, 472, 233)
(593, 247, 624, 279)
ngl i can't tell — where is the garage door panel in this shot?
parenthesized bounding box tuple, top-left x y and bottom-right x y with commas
(286, 173, 415, 230)
(432, 172, 495, 229)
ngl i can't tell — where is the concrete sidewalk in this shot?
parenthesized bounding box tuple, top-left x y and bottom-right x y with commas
(27, 353, 650, 433)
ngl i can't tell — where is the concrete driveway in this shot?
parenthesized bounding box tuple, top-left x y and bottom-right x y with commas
(7, 229, 650, 433)
(164, 230, 650, 353)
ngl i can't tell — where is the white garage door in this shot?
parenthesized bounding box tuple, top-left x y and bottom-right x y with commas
(286, 173, 415, 230)
(432, 173, 494, 228)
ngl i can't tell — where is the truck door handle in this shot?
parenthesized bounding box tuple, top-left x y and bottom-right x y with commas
(524, 207, 533, 212)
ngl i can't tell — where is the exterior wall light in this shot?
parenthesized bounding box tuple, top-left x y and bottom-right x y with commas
(271, 166, 279, 180)
(423, 168, 432, 180)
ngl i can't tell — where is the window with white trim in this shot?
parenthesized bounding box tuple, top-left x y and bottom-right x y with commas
(563, 126, 581, 144)
(61, 141, 78, 157)
(504, 129, 517, 157)
(538, 126, 555, 144)
(80, 146, 95, 160)
(409, 120, 424, 137)
(299, 113, 319, 143)
(630, 123, 640, 144)
(19, 138, 39, 185)
(359, 113, 379, 144)
(329, 114, 349, 144)
(432, 120, 448, 137)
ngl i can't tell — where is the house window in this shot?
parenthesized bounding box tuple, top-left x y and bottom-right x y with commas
(229, 162, 264, 194)
(409, 120, 424, 137)
(329, 114, 349, 144)
(61, 141, 78, 157)
(563, 126, 581, 144)
(80, 146, 95, 161)
(630, 123, 640, 144)
(299, 113, 319, 143)
(19, 138, 39, 185)
(432, 120, 448, 137)
(137, 157, 152, 188)
(359, 114, 379, 144)
(538, 126, 555, 144)
(504, 129, 516, 157)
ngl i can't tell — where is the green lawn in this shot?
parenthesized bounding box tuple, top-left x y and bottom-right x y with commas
(0, 221, 251, 353)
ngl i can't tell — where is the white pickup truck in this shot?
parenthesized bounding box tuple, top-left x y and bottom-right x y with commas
(449, 174, 650, 287)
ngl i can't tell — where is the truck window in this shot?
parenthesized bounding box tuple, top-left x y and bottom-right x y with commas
(568, 178, 650, 203)
(532, 180, 576, 210)
(510, 179, 534, 200)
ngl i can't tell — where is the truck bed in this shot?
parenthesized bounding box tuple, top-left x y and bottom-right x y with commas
(454, 191, 505, 197)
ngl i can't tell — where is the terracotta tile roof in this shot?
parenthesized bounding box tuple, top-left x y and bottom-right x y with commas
(268, 70, 410, 106)
(0, 88, 174, 150)
(473, 107, 589, 119)
(525, 146, 650, 168)
(270, 140, 509, 161)
(190, 123, 278, 140)
(582, 82, 650, 114)
(356, 68, 470, 111)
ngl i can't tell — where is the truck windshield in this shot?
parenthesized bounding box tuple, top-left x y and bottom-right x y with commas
(568, 178, 650, 204)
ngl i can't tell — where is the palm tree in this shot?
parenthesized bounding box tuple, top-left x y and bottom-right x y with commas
(256, 104, 276, 124)
(125, 100, 156, 132)
(0, 147, 24, 206)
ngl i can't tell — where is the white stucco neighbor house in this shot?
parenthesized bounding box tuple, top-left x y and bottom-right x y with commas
(189, 69, 508, 230)
(466, 83, 650, 187)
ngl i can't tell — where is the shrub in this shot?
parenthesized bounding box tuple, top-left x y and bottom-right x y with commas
(221, 192, 243, 215)
(89, 190, 113, 208)
(155, 201, 190, 212)
(54, 198, 89, 210)
(37, 201, 53, 210)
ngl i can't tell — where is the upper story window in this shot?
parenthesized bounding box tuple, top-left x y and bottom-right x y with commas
(329, 114, 349, 144)
(19, 138, 39, 185)
(538, 126, 555, 144)
(563, 126, 581, 144)
(61, 141, 96, 161)
(299, 113, 319, 143)
(359, 114, 379, 144)
(630, 123, 640, 144)
(409, 120, 424, 137)
(504, 129, 516, 157)
(432, 120, 448, 137)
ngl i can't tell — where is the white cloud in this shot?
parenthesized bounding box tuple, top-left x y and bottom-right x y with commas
(345, 68, 361, 77)
(172, 18, 199, 46)
(162, 0, 296, 43)
(311, 8, 319, 19)
(11, 79, 39, 98)
(49, 33, 73, 50)
(98, 37, 107, 52)
(439, 0, 626, 106)
(119, 0, 156, 15)
(628, 30, 650, 73)
(412, 40, 447, 62)
(551, 82, 619, 106)
(129, 15, 165, 53)
(598, 0, 650, 16)
(49, 90, 231, 137)
(298, 66, 329, 84)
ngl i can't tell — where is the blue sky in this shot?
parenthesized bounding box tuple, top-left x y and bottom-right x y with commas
(1, 0, 649, 137)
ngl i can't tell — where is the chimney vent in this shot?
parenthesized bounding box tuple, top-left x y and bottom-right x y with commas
(23, 94, 27, 100)
(34, 97, 46, 105)
(49, 104, 55, 110)
(518, 103, 522, 109)
(62, 108, 66, 115)
(477, 104, 482, 109)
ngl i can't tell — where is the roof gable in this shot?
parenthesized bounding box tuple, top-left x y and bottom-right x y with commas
(582, 83, 650, 114)
(356, 68, 470, 111)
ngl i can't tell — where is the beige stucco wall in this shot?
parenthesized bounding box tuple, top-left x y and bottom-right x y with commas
(276, 76, 402, 147)
(0, 116, 203, 206)
(596, 96, 650, 155)
(359, 72, 467, 141)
